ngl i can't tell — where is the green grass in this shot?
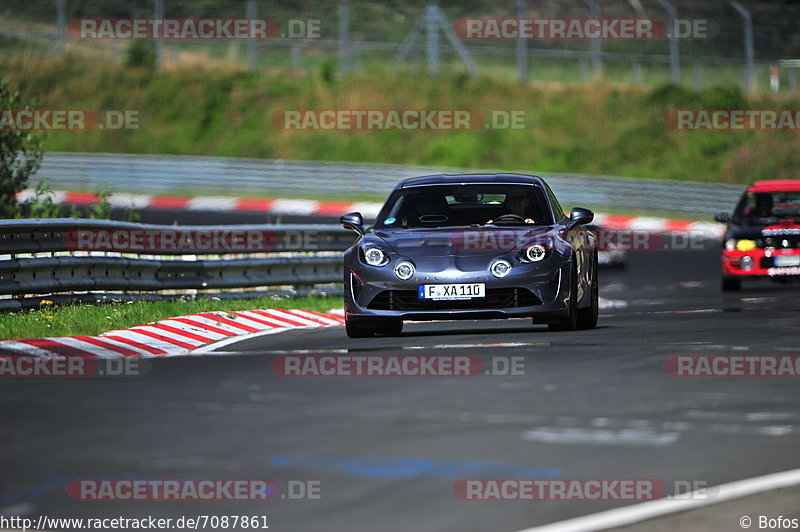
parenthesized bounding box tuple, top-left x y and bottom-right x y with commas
(0, 295, 342, 341)
(4, 55, 800, 187)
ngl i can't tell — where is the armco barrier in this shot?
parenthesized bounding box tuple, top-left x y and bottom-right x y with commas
(0, 219, 354, 306)
(36, 153, 745, 217)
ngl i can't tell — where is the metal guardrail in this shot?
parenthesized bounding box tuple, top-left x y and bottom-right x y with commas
(0, 219, 354, 308)
(0, 218, 356, 254)
(37, 153, 745, 217)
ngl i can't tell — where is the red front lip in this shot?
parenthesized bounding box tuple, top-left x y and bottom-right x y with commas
(722, 248, 800, 276)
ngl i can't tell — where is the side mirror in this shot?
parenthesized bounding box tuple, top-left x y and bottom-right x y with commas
(714, 212, 730, 224)
(567, 207, 594, 229)
(340, 212, 364, 235)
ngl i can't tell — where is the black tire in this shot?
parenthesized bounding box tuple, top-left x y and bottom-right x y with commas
(721, 277, 741, 291)
(345, 315, 375, 338)
(549, 260, 579, 332)
(577, 255, 599, 330)
(375, 318, 403, 336)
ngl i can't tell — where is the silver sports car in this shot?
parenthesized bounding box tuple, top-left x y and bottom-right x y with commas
(340, 174, 598, 337)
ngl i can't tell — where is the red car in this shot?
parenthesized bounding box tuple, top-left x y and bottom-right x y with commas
(715, 180, 800, 290)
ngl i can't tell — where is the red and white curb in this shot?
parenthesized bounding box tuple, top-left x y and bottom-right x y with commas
(0, 308, 345, 358)
(17, 189, 385, 219)
(18, 189, 724, 238)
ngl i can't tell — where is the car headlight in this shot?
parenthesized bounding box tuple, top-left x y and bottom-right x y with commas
(523, 244, 547, 262)
(736, 239, 756, 252)
(362, 246, 389, 266)
(394, 261, 415, 280)
(726, 239, 757, 252)
(490, 259, 512, 278)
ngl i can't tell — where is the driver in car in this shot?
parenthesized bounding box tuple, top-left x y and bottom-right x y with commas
(487, 191, 535, 224)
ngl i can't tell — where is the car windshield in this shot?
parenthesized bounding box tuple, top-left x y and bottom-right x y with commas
(735, 190, 800, 224)
(374, 184, 553, 229)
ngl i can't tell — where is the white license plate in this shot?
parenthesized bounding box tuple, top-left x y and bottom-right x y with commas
(775, 255, 800, 267)
(418, 283, 485, 300)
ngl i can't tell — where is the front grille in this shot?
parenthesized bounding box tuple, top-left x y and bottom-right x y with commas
(757, 236, 800, 249)
(367, 287, 541, 311)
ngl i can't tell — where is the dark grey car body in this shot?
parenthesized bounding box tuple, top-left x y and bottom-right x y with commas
(340, 174, 598, 336)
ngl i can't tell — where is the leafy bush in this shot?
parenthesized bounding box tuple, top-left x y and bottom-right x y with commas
(0, 78, 46, 219)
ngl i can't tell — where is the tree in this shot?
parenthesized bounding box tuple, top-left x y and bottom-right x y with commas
(0, 78, 46, 218)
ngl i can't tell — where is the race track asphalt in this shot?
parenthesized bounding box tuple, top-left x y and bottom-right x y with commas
(2, 246, 800, 532)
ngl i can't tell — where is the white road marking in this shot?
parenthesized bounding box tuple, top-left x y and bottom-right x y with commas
(515, 466, 800, 532)
(522, 427, 680, 447)
(0, 502, 34, 516)
(192, 327, 297, 354)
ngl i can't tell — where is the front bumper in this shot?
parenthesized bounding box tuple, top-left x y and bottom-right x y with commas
(344, 261, 571, 321)
(722, 248, 800, 278)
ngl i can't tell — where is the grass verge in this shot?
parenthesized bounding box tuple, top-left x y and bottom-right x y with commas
(0, 296, 342, 341)
(4, 56, 800, 185)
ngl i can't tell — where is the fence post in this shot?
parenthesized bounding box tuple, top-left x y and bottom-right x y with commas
(56, 0, 66, 56)
(154, 0, 164, 70)
(246, 0, 257, 71)
(338, 0, 350, 74)
(516, 0, 529, 82)
(579, 57, 589, 82)
(426, 2, 440, 75)
(694, 62, 703, 89)
(583, 0, 602, 79)
(632, 60, 642, 84)
(657, 0, 680, 84)
(730, 1, 754, 94)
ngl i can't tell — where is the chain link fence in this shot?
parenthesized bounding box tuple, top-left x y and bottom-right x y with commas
(2, 0, 800, 92)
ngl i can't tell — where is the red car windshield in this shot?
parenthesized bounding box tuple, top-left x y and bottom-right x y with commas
(735, 190, 800, 224)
